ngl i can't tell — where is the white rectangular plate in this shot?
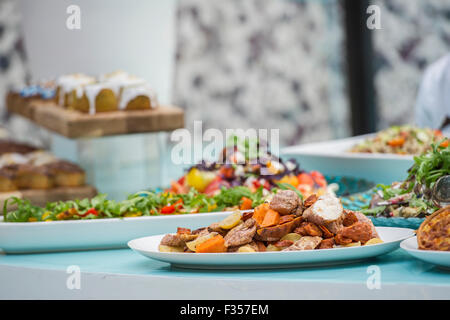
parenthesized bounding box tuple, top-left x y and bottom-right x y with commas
(128, 227, 415, 269)
(0, 211, 244, 253)
(281, 134, 414, 185)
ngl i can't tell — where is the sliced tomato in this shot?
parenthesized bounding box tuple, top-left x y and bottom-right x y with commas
(219, 166, 234, 179)
(310, 171, 327, 188)
(204, 177, 226, 196)
(297, 173, 314, 186)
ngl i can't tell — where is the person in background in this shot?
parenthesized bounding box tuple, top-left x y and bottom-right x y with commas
(415, 53, 450, 136)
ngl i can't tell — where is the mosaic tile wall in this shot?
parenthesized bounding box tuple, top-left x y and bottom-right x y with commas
(0, 0, 448, 148)
(372, 0, 450, 129)
(173, 0, 349, 146)
(0, 0, 50, 147)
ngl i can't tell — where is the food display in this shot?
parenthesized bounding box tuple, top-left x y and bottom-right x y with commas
(416, 206, 449, 251)
(12, 80, 57, 101)
(11, 71, 159, 115)
(3, 185, 267, 222)
(169, 136, 330, 198)
(56, 71, 158, 114)
(350, 125, 448, 155)
(0, 140, 85, 192)
(361, 143, 449, 219)
(158, 190, 382, 253)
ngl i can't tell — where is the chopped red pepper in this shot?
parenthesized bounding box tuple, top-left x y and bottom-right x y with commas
(174, 198, 183, 210)
(252, 180, 261, 188)
(160, 204, 176, 214)
(78, 208, 98, 217)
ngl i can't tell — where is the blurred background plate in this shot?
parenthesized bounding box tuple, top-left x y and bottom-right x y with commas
(282, 135, 414, 185)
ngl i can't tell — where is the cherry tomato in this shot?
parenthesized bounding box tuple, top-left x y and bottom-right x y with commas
(160, 205, 175, 214)
(297, 173, 314, 186)
(310, 171, 327, 188)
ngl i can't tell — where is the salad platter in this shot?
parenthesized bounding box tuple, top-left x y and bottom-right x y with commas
(129, 191, 415, 269)
(0, 210, 245, 254)
(281, 126, 447, 184)
(358, 143, 449, 228)
(0, 188, 262, 253)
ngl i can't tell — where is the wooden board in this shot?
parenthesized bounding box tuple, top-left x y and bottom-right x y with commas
(6, 94, 185, 138)
(0, 185, 98, 213)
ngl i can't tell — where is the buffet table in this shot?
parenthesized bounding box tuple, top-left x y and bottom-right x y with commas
(1, 248, 449, 299)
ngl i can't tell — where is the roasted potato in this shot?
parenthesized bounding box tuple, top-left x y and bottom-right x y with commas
(255, 216, 303, 241)
(186, 232, 218, 252)
(159, 244, 185, 252)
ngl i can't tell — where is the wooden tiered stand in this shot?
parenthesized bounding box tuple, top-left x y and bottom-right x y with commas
(4, 92, 185, 207)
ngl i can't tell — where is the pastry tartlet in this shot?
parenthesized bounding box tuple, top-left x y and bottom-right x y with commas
(119, 85, 158, 110)
(417, 206, 450, 251)
(56, 73, 95, 108)
(0, 166, 18, 192)
(13, 164, 54, 190)
(46, 161, 85, 187)
(73, 83, 120, 114)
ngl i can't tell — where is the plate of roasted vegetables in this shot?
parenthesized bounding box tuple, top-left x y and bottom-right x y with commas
(128, 191, 414, 269)
(400, 206, 450, 268)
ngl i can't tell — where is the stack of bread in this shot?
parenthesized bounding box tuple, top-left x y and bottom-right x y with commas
(0, 140, 85, 192)
(56, 71, 158, 114)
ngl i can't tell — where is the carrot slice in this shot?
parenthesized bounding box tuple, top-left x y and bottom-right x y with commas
(260, 209, 280, 228)
(195, 235, 227, 253)
(387, 137, 405, 147)
(253, 203, 269, 225)
(240, 197, 253, 210)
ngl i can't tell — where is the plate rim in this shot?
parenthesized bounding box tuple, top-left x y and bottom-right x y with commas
(0, 209, 252, 227)
(281, 134, 415, 161)
(401, 236, 450, 255)
(128, 226, 416, 257)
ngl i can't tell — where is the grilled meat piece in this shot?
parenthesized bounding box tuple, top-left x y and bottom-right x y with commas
(282, 236, 322, 251)
(269, 190, 302, 215)
(339, 222, 373, 243)
(302, 194, 344, 234)
(294, 222, 323, 237)
(318, 238, 335, 249)
(160, 234, 185, 247)
(224, 218, 257, 247)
